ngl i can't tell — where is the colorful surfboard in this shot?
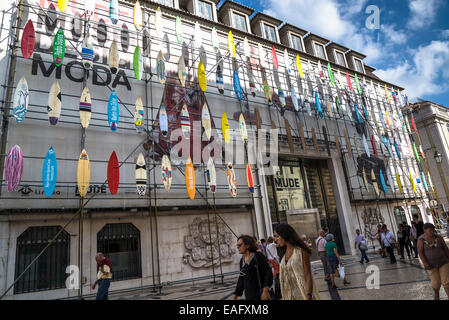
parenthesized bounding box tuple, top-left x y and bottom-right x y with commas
(77, 149, 90, 197)
(198, 61, 207, 92)
(216, 50, 224, 94)
(206, 157, 216, 193)
(109, 40, 119, 74)
(221, 112, 230, 144)
(53, 27, 65, 66)
(107, 151, 119, 195)
(160, 104, 168, 138)
(362, 134, 370, 158)
(13, 77, 29, 123)
(228, 30, 235, 58)
(246, 164, 254, 194)
(181, 103, 190, 139)
(161, 154, 172, 192)
(79, 86, 91, 128)
(110, 0, 119, 24)
(58, 0, 68, 12)
(239, 113, 248, 145)
(394, 139, 402, 160)
(296, 54, 304, 78)
(4, 145, 23, 192)
(272, 47, 278, 71)
(136, 152, 147, 196)
(233, 69, 242, 101)
(371, 169, 380, 197)
(226, 162, 237, 197)
(409, 170, 417, 194)
(155, 7, 163, 37)
(379, 169, 387, 194)
(422, 172, 429, 193)
(42, 146, 57, 197)
(263, 77, 272, 103)
(386, 167, 395, 192)
(21, 20, 35, 59)
(202, 103, 211, 141)
(185, 157, 195, 200)
(371, 135, 379, 157)
(108, 90, 119, 132)
(315, 91, 323, 119)
(362, 167, 370, 192)
(135, 96, 144, 133)
(396, 172, 403, 193)
(346, 72, 353, 92)
(48, 81, 62, 125)
(133, 0, 143, 31)
(81, 34, 94, 70)
(178, 55, 187, 87)
(176, 16, 183, 44)
(133, 46, 143, 80)
(157, 50, 166, 84)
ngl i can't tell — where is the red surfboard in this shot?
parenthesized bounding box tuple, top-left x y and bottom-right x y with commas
(272, 47, 278, 71)
(411, 115, 418, 134)
(107, 151, 120, 195)
(246, 164, 254, 194)
(21, 20, 35, 59)
(346, 72, 353, 92)
(371, 135, 379, 158)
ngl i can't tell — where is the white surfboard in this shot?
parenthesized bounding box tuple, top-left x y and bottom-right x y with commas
(211, 26, 219, 51)
(194, 21, 202, 48)
(136, 152, 147, 196)
(109, 40, 119, 74)
(155, 7, 163, 37)
(206, 157, 216, 193)
(48, 80, 62, 125)
(202, 102, 211, 141)
(243, 37, 250, 58)
(13, 76, 29, 123)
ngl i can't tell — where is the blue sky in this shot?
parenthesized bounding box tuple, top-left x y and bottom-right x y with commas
(218, 0, 449, 106)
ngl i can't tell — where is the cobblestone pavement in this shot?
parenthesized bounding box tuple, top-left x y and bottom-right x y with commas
(97, 240, 449, 301)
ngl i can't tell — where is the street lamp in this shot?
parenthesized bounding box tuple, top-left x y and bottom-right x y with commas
(434, 151, 443, 164)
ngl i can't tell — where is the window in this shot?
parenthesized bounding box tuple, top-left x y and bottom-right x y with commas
(394, 207, 407, 229)
(290, 33, 303, 51)
(197, 0, 213, 20)
(354, 58, 364, 73)
(263, 23, 277, 42)
(410, 205, 423, 222)
(335, 50, 346, 67)
(15, 226, 70, 294)
(154, 0, 173, 6)
(232, 12, 247, 32)
(97, 223, 142, 282)
(314, 42, 326, 59)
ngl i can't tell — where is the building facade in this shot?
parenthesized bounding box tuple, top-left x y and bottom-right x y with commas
(0, 0, 430, 299)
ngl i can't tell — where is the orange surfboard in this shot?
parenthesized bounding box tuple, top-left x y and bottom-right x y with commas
(185, 157, 195, 200)
(246, 164, 254, 194)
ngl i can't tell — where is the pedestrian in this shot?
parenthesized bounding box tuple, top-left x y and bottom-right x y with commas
(402, 221, 413, 258)
(274, 223, 319, 300)
(233, 235, 273, 300)
(378, 224, 386, 257)
(381, 224, 397, 264)
(398, 224, 411, 259)
(446, 218, 449, 238)
(325, 233, 350, 289)
(354, 229, 370, 264)
(257, 238, 267, 257)
(91, 252, 113, 300)
(316, 229, 330, 282)
(266, 236, 281, 299)
(410, 221, 419, 258)
(417, 223, 449, 300)
(413, 214, 424, 238)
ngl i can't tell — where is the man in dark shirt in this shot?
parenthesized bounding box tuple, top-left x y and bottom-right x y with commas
(413, 215, 425, 238)
(233, 235, 273, 300)
(92, 252, 113, 300)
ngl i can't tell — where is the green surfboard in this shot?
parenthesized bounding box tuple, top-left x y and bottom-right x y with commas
(53, 27, 65, 67)
(327, 62, 335, 86)
(133, 46, 143, 81)
(355, 73, 362, 94)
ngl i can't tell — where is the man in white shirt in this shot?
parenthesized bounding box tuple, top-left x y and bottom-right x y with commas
(381, 224, 397, 264)
(354, 229, 370, 264)
(315, 229, 330, 281)
(266, 237, 280, 299)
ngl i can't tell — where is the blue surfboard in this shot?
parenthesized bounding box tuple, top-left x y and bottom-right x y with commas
(233, 70, 242, 101)
(314, 91, 323, 119)
(354, 102, 362, 124)
(362, 103, 369, 121)
(378, 105, 386, 129)
(110, 0, 119, 25)
(160, 104, 168, 137)
(381, 135, 394, 158)
(422, 172, 429, 192)
(108, 90, 119, 131)
(362, 134, 370, 158)
(42, 146, 57, 197)
(379, 169, 388, 194)
(393, 138, 402, 160)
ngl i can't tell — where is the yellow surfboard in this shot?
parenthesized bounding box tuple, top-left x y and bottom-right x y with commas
(409, 170, 417, 194)
(296, 54, 304, 78)
(384, 84, 391, 104)
(396, 172, 403, 193)
(221, 112, 230, 144)
(185, 157, 195, 200)
(371, 169, 380, 197)
(362, 167, 370, 192)
(58, 0, 68, 12)
(133, 0, 143, 31)
(198, 61, 207, 92)
(77, 149, 90, 197)
(227, 30, 235, 58)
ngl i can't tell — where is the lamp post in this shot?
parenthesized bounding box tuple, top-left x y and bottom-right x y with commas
(434, 151, 443, 164)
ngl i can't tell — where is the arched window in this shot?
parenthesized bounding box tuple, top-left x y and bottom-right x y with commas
(394, 207, 407, 228)
(410, 205, 423, 221)
(15, 226, 70, 294)
(97, 223, 142, 282)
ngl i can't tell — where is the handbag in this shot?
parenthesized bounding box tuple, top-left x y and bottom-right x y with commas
(338, 264, 345, 279)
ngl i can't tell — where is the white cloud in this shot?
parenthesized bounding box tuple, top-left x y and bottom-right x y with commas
(407, 0, 442, 30)
(381, 25, 407, 45)
(442, 30, 449, 39)
(375, 41, 449, 99)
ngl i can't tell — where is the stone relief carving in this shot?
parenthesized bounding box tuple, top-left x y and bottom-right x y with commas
(183, 217, 236, 268)
(362, 207, 385, 243)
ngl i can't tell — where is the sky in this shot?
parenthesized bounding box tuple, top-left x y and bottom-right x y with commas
(217, 0, 449, 106)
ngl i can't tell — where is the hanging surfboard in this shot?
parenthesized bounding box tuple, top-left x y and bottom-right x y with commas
(239, 113, 248, 145)
(360, 167, 368, 192)
(387, 167, 395, 192)
(133, 46, 143, 81)
(108, 90, 119, 132)
(5, 145, 23, 192)
(346, 72, 353, 92)
(326, 100, 333, 118)
(133, 0, 143, 31)
(194, 21, 202, 48)
(178, 55, 187, 87)
(404, 115, 411, 134)
(371, 169, 380, 197)
(263, 77, 271, 103)
(160, 104, 168, 138)
(258, 43, 265, 67)
(181, 103, 191, 139)
(96, 18, 106, 45)
(157, 50, 166, 84)
(199, 45, 207, 67)
(42, 146, 57, 197)
(394, 138, 402, 160)
(226, 162, 237, 198)
(412, 142, 421, 163)
(221, 112, 230, 144)
(379, 169, 388, 194)
(216, 50, 224, 94)
(328, 62, 335, 86)
(396, 172, 403, 193)
(344, 129, 352, 158)
(77, 149, 90, 197)
(354, 102, 362, 124)
(134, 96, 144, 133)
(419, 144, 426, 159)
(155, 7, 163, 37)
(13, 77, 29, 123)
(53, 27, 65, 66)
(108, 40, 119, 74)
(58, 0, 68, 11)
(284, 49, 290, 72)
(48, 81, 62, 125)
(136, 152, 147, 196)
(79, 86, 91, 128)
(371, 135, 379, 158)
(198, 61, 207, 92)
(206, 158, 216, 193)
(362, 134, 370, 158)
(21, 20, 35, 59)
(311, 127, 319, 154)
(354, 73, 362, 94)
(110, 0, 119, 24)
(411, 115, 418, 134)
(185, 157, 195, 200)
(143, 28, 151, 57)
(233, 69, 242, 101)
(247, 62, 256, 97)
(227, 30, 235, 58)
(161, 154, 172, 192)
(163, 33, 170, 61)
(176, 16, 183, 44)
(291, 83, 299, 111)
(409, 170, 417, 194)
(314, 91, 323, 119)
(296, 54, 304, 78)
(255, 108, 262, 130)
(211, 26, 219, 51)
(422, 172, 429, 193)
(272, 47, 278, 71)
(246, 164, 254, 194)
(202, 103, 211, 141)
(81, 34, 94, 70)
(107, 151, 120, 195)
(243, 37, 250, 58)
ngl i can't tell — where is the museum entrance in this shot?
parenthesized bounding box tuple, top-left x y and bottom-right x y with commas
(266, 157, 344, 254)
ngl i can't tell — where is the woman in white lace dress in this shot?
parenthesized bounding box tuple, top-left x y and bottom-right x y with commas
(274, 223, 320, 300)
